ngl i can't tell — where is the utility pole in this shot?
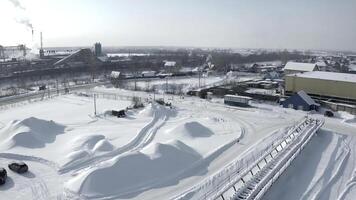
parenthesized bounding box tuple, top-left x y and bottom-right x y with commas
(93, 94, 97, 116)
(198, 67, 201, 88)
(165, 76, 168, 94)
(56, 79, 59, 95)
(134, 72, 138, 91)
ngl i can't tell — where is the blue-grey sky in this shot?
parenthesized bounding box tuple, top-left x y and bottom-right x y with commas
(1, 0, 356, 51)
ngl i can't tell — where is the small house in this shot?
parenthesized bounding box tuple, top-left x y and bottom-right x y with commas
(281, 90, 320, 111)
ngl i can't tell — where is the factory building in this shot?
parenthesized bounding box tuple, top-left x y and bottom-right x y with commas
(283, 62, 318, 74)
(54, 48, 102, 67)
(285, 71, 356, 105)
(94, 43, 102, 57)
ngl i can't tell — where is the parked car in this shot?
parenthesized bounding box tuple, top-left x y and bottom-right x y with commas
(324, 110, 334, 117)
(8, 162, 28, 174)
(0, 168, 7, 185)
(112, 110, 126, 118)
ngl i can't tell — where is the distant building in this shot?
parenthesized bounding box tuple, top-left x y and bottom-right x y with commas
(141, 71, 156, 77)
(283, 62, 318, 74)
(164, 61, 176, 68)
(110, 71, 121, 79)
(348, 63, 356, 74)
(285, 71, 356, 105)
(281, 90, 319, 111)
(110, 71, 124, 88)
(94, 43, 102, 57)
(54, 48, 102, 67)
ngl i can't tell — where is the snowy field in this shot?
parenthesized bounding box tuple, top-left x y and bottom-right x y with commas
(127, 74, 259, 93)
(0, 87, 355, 200)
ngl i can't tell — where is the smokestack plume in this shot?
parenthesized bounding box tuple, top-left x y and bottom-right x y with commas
(15, 18, 33, 30)
(8, 0, 25, 10)
(9, 0, 34, 32)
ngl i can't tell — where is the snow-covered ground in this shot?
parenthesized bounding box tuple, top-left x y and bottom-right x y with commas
(127, 74, 260, 93)
(262, 112, 356, 200)
(0, 86, 355, 200)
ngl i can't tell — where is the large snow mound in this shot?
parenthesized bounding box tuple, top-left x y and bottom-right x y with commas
(62, 134, 114, 166)
(0, 117, 65, 149)
(67, 140, 202, 198)
(168, 121, 214, 138)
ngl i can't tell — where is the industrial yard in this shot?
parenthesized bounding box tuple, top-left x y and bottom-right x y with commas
(0, 87, 356, 200)
(1, 0, 356, 200)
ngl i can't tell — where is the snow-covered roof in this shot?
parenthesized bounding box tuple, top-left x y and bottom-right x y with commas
(110, 71, 121, 78)
(315, 61, 327, 67)
(284, 62, 317, 72)
(54, 49, 82, 66)
(297, 90, 319, 106)
(348, 64, 356, 72)
(288, 71, 356, 83)
(164, 61, 176, 67)
(224, 94, 253, 100)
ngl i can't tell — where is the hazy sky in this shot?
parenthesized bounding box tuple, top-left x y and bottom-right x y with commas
(1, 0, 355, 51)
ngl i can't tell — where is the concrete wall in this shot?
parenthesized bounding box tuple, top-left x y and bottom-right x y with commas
(285, 76, 356, 101)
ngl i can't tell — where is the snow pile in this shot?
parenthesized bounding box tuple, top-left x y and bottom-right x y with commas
(63, 134, 114, 166)
(167, 121, 214, 138)
(66, 140, 202, 198)
(0, 117, 65, 149)
(338, 111, 356, 125)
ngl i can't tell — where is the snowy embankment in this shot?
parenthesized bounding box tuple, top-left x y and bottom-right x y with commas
(262, 124, 356, 200)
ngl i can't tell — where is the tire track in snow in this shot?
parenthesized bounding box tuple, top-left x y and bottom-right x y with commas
(337, 136, 356, 200)
(31, 177, 50, 200)
(59, 104, 169, 174)
(301, 135, 351, 200)
(0, 153, 59, 170)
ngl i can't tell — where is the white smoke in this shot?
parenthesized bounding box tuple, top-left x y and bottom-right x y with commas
(8, 0, 33, 31)
(8, 0, 39, 58)
(15, 18, 33, 30)
(8, 0, 26, 10)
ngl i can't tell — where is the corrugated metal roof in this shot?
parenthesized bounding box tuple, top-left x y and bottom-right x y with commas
(288, 71, 356, 83)
(297, 90, 319, 106)
(284, 62, 317, 72)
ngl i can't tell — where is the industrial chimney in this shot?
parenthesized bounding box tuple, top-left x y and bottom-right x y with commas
(39, 32, 45, 58)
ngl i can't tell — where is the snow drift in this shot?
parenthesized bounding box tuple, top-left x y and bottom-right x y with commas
(62, 134, 114, 166)
(66, 140, 202, 198)
(167, 121, 214, 138)
(338, 111, 356, 126)
(0, 117, 65, 149)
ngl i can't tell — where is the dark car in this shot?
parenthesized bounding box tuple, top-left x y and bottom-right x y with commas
(0, 168, 7, 185)
(324, 110, 334, 117)
(112, 110, 126, 118)
(8, 162, 28, 174)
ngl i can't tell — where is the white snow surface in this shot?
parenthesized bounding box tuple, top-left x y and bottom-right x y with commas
(1, 87, 354, 200)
